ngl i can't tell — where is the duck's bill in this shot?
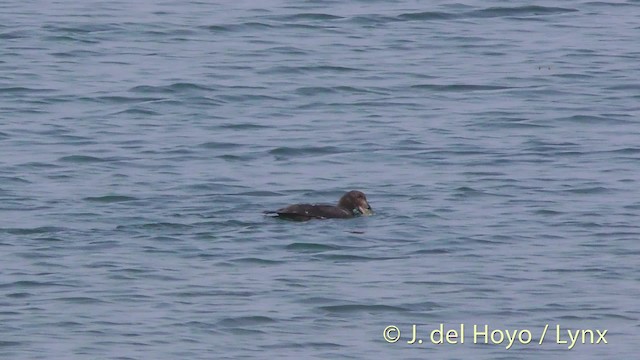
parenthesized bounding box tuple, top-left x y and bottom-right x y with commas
(358, 205, 373, 216)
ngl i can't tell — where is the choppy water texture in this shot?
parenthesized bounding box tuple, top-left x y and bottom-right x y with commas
(1, 0, 639, 359)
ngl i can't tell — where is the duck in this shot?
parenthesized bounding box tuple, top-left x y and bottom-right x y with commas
(266, 190, 373, 221)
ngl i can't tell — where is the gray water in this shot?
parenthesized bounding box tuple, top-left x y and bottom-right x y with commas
(1, 0, 639, 359)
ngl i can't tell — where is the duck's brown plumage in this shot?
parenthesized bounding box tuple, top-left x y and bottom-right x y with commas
(266, 190, 372, 221)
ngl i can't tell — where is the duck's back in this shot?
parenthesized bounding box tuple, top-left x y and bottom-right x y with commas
(274, 204, 353, 221)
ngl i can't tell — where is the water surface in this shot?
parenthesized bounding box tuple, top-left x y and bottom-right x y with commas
(1, 0, 639, 359)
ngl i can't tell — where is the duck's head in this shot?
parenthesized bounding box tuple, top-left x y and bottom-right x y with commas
(338, 190, 373, 216)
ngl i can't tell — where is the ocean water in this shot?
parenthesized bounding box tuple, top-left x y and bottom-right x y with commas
(1, 0, 639, 358)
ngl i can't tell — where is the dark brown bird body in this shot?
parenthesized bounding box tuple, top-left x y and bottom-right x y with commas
(266, 190, 373, 221)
